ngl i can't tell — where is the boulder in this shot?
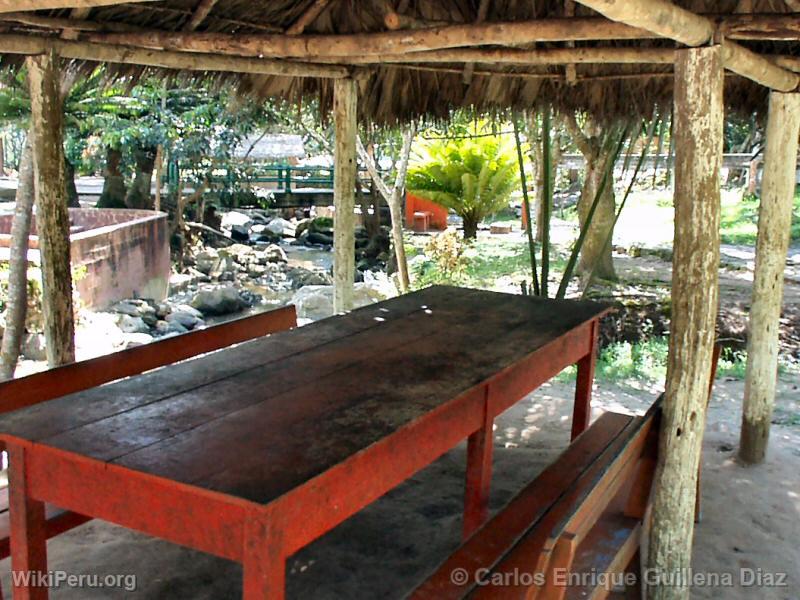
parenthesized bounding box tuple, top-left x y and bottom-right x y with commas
(123, 332, 154, 348)
(111, 300, 143, 317)
(117, 314, 150, 334)
(290, 276, 396, 320)
(286, 267, 332, 289)
(266, 218, 296, 238)
(230, 224, 250, 242)
(190, 285, 247, 316)
(194, 249, 220, 275)
(263, 244, 288, 263)
(166, 310, 201, 330)
(221, 210, 253, 230)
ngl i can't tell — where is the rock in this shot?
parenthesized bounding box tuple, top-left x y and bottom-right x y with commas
(247, 264, 267, 278)
(194, 249, 220, 275)
(266, 218, 296, 238)
(290, 277, 396, 320)
(221, 210, 253, 230)
(155, 302, 172, 319)
(190, 285, 247, 316)
(305, 231, 333, 247)
(263, 244, 288, 263)
(116, 314, 150, 334)
(111, 300, 143, 317)
(230, 224, 250, 242)
(166, 311, 201, 330)
(286, 267, 332, 289)
(294, 218, 312, 238)
(21, 333, 47, 361)
(173, 304, 204, 319)
(123, 332, 153, 348)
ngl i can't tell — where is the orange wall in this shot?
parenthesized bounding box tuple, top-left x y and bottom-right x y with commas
(405, 193, 449, 230)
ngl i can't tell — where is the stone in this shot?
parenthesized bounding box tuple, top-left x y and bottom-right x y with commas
(190, 285, 246, 316)
(305, 231, 333, 247)
(155, 302, 172, 319)
(21, 333, 47, 361)
(111, 300, 142, 317)
(247, 264, 267, 278)
(266, 218, 296, 238)
(117, 314, 150, 334)
(172, 304, 204, 319)
(290, 276, 396, 320)
(166, 311, 201, 330)
(294, 218, 312, 238)
(286, 267, 332, 289)
(194, 249, 220, 275)
(263, 244, 288, 263)
(230, 224, 250, 242)
(221, 210, 253, 230)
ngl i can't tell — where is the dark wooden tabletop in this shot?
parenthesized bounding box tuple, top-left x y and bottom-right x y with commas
(0, 286, 607, 505)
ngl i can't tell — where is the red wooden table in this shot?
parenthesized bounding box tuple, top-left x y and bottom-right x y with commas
(0, 285, 607, 599)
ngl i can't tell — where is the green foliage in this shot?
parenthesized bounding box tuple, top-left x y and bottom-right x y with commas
(407, 122, 519, 238)
(721, 190, 800, 245)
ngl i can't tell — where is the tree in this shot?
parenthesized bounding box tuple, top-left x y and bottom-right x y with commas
(564, 112, 620, 281)
(407, 124, 519, 240)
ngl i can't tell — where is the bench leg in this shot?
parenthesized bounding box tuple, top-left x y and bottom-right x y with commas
(7, 444, 49, 600)
(243, 512, 285, 600)
(463, 397, 494, 540)
(571, 320, 599, 441)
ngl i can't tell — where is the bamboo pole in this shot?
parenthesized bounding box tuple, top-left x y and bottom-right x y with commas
(285, 0, 333, 35)
(740, 92, 800, 464)
(646, 46, 723, 600)
(0, 34, 351, 79)
(333, 79, 357, 314)
(574, 0, 799, 91)
(27, 50, 76, 368)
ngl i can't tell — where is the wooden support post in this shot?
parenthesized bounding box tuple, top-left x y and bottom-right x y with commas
(8, 444, 49, 600)
(333, 78, 357, 314)
(571, 319, 599, 440)
(739, 92, 800, 464)
(646, 46, 723, 600)
(27, 50, 75, 368)
(463, 388, 493, 539)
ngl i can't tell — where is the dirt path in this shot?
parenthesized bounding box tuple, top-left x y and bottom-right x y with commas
(2, 374, 796, 598)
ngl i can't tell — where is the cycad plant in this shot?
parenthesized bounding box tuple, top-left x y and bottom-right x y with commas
(407, 125, 519, 239)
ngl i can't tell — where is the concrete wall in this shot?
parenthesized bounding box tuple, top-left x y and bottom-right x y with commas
(0, 208, 170, 309)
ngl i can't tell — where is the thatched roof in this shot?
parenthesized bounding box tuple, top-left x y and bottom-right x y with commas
(1, 0, 799, 123)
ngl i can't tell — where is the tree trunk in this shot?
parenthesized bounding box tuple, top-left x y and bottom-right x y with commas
(387, 127, 415, 293)
(27, 50, 76, 368)
(577, 143, 616, 281)
(97, 146, 127, 208)
(462, 216, 479, 240)
(333, 78, 357, 314)
(64, 156, 80, 208)
(125, 146, 157, 209)
(740, 92, 800, 464)
(646, 45, 723, 600)
(0, 139, 34, 380)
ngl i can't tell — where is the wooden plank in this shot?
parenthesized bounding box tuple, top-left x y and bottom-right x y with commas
(412, 412, 633, 600)
(107, 292, 606, 500)
(41, 290, 499, 462)
(0, 286, 463, 441)
(0, 305, 296, 413)
(333, 78, 357, 313)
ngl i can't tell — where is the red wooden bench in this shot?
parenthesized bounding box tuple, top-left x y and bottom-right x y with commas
(412, 398, 662, 600)
(0, 305, 297, 565)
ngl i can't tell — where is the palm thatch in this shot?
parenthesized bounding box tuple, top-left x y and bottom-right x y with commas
(0, 0, 798, 123)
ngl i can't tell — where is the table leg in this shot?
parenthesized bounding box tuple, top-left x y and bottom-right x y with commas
(571, 320, 599, 441)
(7, 444, 49, 600)
(243, 512, 285, 600)
(462, 397, 493, 540)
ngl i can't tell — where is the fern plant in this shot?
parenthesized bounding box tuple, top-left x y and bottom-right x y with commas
(407, 125, 519, 239)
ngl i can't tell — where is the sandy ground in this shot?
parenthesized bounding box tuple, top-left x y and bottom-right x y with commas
(0, 373, 796, 599)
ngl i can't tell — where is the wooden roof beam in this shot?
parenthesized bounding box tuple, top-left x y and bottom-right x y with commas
(184, 0, 218, 32)
(0, 34, 352, 79)
(573, 0, 799, 90)
(0, 0, 154, 13)
(285, 0, 332, 35)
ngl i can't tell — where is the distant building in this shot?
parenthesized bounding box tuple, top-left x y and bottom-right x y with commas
(234, 133, 307, 164)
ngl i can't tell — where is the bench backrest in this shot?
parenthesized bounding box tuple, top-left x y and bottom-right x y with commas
(0, 305, 296, 413)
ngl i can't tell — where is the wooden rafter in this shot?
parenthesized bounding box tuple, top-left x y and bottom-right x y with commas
(0, 0, 154, 13)
(462, 0, 492, 84)
(573, 0, 799, 90)
(0, 34, 352, 79)
(184, 0, 217, 32)
(285, 0, 332, 35)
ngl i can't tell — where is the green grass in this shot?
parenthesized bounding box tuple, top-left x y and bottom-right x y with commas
(720, 191, 800, 246)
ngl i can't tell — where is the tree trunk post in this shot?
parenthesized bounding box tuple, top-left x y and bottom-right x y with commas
(646, 46, 723, 600)
(27, 50, 76, 368)
(740, 93, 800, 464)
(0, 139, 34, 380)
(333, 78, 357, 313)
